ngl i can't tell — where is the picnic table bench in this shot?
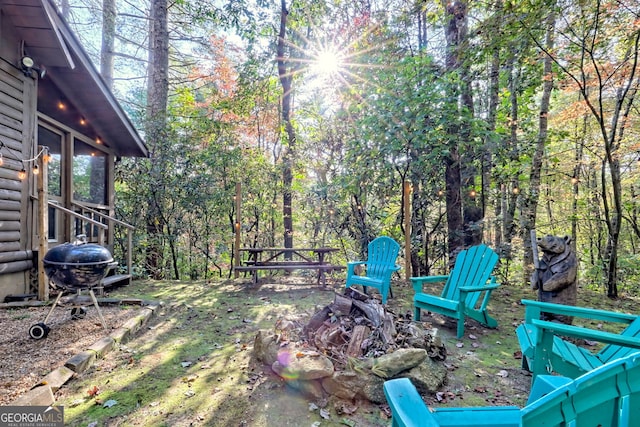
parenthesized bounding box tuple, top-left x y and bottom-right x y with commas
(234, 247, 344, 285)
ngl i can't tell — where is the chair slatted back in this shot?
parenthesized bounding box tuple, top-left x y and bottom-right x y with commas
(598, 317, 640, 363)
(441, 244, 499, 308)
(366, 236, 400, 279)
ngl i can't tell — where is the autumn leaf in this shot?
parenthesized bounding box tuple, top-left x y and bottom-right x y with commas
(87, 385, 99, 397)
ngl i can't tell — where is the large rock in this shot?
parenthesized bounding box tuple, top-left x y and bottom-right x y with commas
(367, 348, 428, 379)
(253, 330, 279, 365)
(272, 350, 334, 380)
(285, 379, 326, 400)
(405, 356, 448, 393)
(321, 370, 386, 403)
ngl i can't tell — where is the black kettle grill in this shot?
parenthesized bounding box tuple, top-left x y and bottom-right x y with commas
(29, 238, 117, 339)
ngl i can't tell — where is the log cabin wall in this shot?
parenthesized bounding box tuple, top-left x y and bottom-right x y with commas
(0, 57, 37, 298)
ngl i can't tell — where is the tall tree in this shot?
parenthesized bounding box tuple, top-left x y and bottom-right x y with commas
(521, 5, 556, 285)
(100, 0, 116, 89)
(277, 0, 294, 250)
(145, 0, 169, 278)
(442, 0, 466, 255)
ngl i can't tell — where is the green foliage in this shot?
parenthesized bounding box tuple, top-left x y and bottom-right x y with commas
(71, 0, 640, 295)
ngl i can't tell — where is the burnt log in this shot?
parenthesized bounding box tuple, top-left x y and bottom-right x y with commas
(330, 293, 353, 316)
(346, 325, 370, 357)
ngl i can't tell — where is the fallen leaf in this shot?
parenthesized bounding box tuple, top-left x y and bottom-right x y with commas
(468, 334, 477, 340)
(496, 370, 509, 378)
(87, 386, 99, 397)
(103, 399, 118, 408)
(513, 350, 523, 359)
(181, 361, 192, 368)
(320, 408, 331, 419)
(182, 374, 198, 383)
(456, 342, 464, 348)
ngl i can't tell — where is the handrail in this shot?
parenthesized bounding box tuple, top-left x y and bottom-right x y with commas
(72, 201, 135, 277)
(71, 202, 135, 230)
(47, 201, 108, 229)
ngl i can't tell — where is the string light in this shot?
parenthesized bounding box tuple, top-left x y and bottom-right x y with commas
(0, 141, 49, 180)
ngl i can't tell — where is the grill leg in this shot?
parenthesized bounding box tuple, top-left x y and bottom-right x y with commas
(89, 289, 108, 329)
(43, 292, 65, 324)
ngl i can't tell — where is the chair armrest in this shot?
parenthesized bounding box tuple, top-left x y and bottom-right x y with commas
(347, 261, 366, 267)
(530, 319, 640, 349)
(522, 299, 637, 325)
(459, 282, 500, 293)
(527, 375, 572, 404)
(346, 261, 367, 277)
(411, 275, 449, 292)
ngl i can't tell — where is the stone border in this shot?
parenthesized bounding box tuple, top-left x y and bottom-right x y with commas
(10, 299, 165, 406)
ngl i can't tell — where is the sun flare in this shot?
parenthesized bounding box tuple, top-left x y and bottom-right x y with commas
(312, 48, 342, 77)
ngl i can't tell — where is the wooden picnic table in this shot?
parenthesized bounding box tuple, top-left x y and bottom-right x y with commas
(234, 247, 344, 285)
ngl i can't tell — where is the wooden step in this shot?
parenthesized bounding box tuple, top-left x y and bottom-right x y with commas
(100, 274, 131, 288)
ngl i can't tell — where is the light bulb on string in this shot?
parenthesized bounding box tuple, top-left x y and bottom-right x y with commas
(32, 164, 39, 175)
(18, 169, 26, 180)
(0, 153, 3, 166)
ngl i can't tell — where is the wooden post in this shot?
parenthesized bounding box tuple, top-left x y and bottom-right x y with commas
(37, 147, 49, 301)
(233, 182, 241, 278)
(403, 180, 411, 280)
(530, 229, 539, 289)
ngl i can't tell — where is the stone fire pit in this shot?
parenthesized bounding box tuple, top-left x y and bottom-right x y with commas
(253, 288, 448, 403)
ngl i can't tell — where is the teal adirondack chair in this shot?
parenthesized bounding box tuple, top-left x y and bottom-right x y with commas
(345, 236, 400, 304)
(516, 299, 640, 380)
(411, 244, 500, 338)
(383, 351, 640, 427)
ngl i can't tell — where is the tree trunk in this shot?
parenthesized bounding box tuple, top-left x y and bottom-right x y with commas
(101, 0, 116, 89)
(145, 0, 169, 278)
(277, 0, 295, 252)
(442, 1, 466, 255)
(485, 0, 502, 245)
(521, 8, 555, 285)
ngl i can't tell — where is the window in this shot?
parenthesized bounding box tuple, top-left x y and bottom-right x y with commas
(73, 138, 107, 205)
(38, 125, 62, 197)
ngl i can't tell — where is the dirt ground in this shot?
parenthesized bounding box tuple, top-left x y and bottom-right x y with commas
(0, 295, 144, 405)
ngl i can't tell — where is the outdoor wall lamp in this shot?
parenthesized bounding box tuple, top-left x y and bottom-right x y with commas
(21, 55, 34, 76)
(20, 55, 46, 78)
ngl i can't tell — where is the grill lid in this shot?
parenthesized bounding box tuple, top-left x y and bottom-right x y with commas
(44, 242, 114, 266)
